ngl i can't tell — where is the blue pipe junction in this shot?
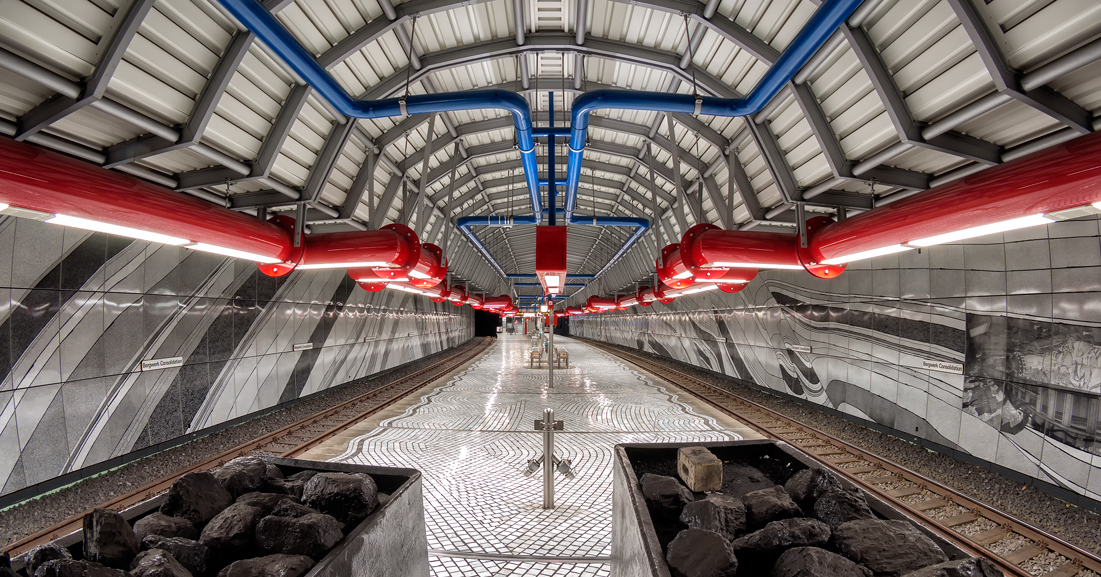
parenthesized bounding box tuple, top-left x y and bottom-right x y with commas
(217, 0, 859, 289)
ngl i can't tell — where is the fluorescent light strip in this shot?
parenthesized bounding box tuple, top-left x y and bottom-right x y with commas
(46, 214, 190, 246)
(907, 214, 1054, 247)
(710, 262, 804, 270)
(821, 244, 911, 265)
(355, 277, 409, 283)
(186, 243, 283, 264)
(0, 203, 9, 212)
(386, 284, 426, 294)
(670, 270, 693, 280)
(296, 261, 391, 270)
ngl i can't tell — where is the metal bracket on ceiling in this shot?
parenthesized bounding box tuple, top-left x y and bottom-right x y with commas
(795, 202, 807, 249)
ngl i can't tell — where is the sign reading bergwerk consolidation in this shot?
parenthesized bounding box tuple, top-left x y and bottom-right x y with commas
(140, 357, 184, 372)
(292, 343, 314, 352)
(919, 359, 964, 375)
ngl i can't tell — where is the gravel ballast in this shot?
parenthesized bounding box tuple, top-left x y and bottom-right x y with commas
(591, 340, 1101, 556)
(1, 338, 484, 550)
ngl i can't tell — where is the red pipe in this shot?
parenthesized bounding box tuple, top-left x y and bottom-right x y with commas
(430, 283, 452, 302)
(809, 131, 1101, 263)
(449, 285, 468, 305)
(0, 137, 291, 261)
(565, 306, 585, 315)
(481, 295, 514, 310)
(586, 296, 618, 310)
(656, 244, 696, 289)
(277, 222, 419, 278)
(652, 284, 675, 304)
(469, 295, 484, 309)
(681, 219, 841, 279)
(409, 243, 447, 288)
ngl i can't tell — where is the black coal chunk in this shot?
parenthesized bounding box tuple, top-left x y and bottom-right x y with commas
(813, 489, 876, 530)
(19, 544, 72, 577)
(899, 557, 1004, 577)
(301, 473, 379, 526)
(664, 529, 737, 577)
(721, 463, 775, 498)
(83, 509, 140, 570)
(133, 513, 199, 542)
(785, 468, 843, 509)
(235, 493, 295, 516)
(773, 546, 872, 577)
(160, 472, 234, 526)
(215, 555, 314, 577)
(198, 503, 263, 568)
(255, 513, 344, 559)
(32, 559, 128, 577)
(731, 518, 831, 558)
(129, 549, 193, 577)
(269, 501, 320, 519)
(742, 485, 802, 529)
(213, 457, 272, 498)
(678, 494, 746, 541)
(640, 474, 694, 514)
(141, 536, 211, 577)
(833, 519, 948, 577)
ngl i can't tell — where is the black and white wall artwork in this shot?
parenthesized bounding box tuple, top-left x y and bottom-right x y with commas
(0, 216, 473, 497)
(574, 217, 1101, 509)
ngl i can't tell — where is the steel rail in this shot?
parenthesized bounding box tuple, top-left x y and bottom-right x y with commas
(4, 338, 493, 557)
(585, 340, 1101, 577)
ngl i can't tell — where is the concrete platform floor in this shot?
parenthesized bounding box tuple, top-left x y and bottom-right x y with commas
(299, 335, 763, 576)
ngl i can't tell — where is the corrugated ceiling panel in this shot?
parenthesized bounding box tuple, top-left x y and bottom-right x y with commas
(0, 0, 100, 77)
(1049, 59, 1101, 112)
(999, 0, 1101, 69)
(0, 71, 53, 118)
(955, 99, 1062, 147)
(49, 105, 142, 148)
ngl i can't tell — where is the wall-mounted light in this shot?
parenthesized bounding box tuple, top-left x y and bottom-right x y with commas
(820, 244, 911, 265)
(46, 214, 190, 246)
(297, 261, 392, 270)
(185, 242, 283, 264)
(907, 214, 1054, 247)
(711, 261, 804, 270)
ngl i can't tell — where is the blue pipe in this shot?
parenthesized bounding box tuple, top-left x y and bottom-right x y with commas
(533, 127, 570, 137)
(217, 0, 541, 214)
(548, 92, 557, 227)
(514, 283, 585, 288)
(562, 0, 864, 214)
(506, 274, 597, 279)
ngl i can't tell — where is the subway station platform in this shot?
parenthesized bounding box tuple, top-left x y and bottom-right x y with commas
(300, 335, 762, 576)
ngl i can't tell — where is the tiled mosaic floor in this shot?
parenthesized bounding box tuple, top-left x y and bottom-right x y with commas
(330, 335, 755, 576)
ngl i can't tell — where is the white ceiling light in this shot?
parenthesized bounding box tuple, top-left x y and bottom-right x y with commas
(355, 276, 409, 283)
(186, 242, 283, 264)
(296, 261, 392, 270)
(544, 274, 560, 287)
(907, 214, 1054, 247)
(46, 214, 189, 246)
(387, 284, 425, 294)
(711, 261, 805, 270)
(821, 244, 911, 265)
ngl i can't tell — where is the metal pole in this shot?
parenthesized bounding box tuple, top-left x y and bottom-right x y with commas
(548, 309, 554, 388)
(543, 408, 555, 509)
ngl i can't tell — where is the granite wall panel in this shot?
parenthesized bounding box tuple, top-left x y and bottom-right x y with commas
(0, 217, 474, 496)
(574, 217, 1101, 509)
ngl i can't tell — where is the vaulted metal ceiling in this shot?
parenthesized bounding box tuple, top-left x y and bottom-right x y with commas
(1, 0, 1099, 303)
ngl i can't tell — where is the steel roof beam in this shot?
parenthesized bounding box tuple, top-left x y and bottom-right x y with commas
(945, 0, 1091, 135)
(104, 30, 255, 168)
(842, 25, 1003, 166)
(14, 0, 155, 140)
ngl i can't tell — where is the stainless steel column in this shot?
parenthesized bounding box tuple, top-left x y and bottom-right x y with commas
(543, 408, 554, 509)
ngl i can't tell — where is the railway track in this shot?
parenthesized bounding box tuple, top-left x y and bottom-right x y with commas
(586, 340, 1101, 577)
(5, 337, 494, 557)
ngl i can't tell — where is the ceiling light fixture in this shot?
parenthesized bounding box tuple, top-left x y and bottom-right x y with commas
(46, 214, 190, 246)
(185, 242, 283, 264)
(907, 214, 1055, 247)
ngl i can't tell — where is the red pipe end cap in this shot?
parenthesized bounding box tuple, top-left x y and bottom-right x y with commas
(796, 216, 846, 279)
(680, 223, 722, 273)
(257, 215, 304, 277)
(358, 282, 386, 292)
(379, 223, 422, 273)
